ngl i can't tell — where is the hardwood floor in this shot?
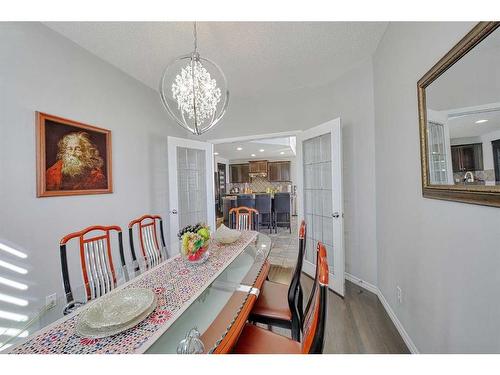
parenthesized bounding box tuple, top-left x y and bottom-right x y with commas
(267, 266, 410, 354)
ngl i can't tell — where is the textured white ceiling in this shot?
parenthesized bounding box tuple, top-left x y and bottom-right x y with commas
(215, 137, 295, 160)
(448, 110, 500, 139)
(44, 22, 387, 98)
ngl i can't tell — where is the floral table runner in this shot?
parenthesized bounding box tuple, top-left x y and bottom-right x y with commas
(10, 230, 258, 354)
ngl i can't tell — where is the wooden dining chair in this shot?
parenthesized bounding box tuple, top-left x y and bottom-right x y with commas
(248, 220, 306, 341)
(59, 225, 126, 315)
(232, 242, 329, 354)
(229, 207, 259, 231)
(128, 214, 167, 271)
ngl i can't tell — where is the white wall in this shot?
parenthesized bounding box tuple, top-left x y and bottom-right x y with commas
(201, 59, 378, 286)
(374, 22, 500, 353)
(0, 23, 186, 319)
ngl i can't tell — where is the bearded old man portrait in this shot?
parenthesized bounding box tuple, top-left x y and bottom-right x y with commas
(36, 112, 112, 197)
(46, 132, 107, 190)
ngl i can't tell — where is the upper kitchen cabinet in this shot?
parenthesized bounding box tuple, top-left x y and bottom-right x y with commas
(248, 160, 268, 177)
(229, 163, 250, 183)
(451, 143, 484, 172)
(268, 161, 291, 182)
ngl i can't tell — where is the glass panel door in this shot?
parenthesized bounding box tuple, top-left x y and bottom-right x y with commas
(303, 133, 333, 268)
(177, 147, 207, 228)
(298, 118, 344, 296)
(168, 137, 215, 255)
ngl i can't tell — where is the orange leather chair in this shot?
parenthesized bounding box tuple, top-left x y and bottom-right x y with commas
(232, 242, 329, 354)
(248, 220, 307, 341)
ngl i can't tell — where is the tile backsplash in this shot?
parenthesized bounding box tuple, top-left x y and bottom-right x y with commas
(453, 169, 495, 184)
(229, 176, 291, 193)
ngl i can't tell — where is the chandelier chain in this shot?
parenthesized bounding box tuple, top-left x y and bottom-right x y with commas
(159, 21, 228, 135)
(193, 22, 197, 53)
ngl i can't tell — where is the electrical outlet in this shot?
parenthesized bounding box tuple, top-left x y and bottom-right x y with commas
(396, 286, 402, 304)
(46, 293, 57, 309)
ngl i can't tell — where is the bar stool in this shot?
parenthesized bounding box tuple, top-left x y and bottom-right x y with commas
(232, 242, 329, 354)
(274, 192, 291, 233)
(248, 220, 306, 341)
(255, 194, 272, 233)
(237, 195, 255, 209)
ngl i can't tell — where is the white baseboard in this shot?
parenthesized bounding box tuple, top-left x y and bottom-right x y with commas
(345, 273, 419, 354)
(345, 273, 379, 295)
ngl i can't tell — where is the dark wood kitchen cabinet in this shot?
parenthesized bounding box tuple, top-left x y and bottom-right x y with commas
(268, 161, 291, 182)
(249, 160, 268, 174)
(451, 144, 483, 172)
(229, 163, 250, 183)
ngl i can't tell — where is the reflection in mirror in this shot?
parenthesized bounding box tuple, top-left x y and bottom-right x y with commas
(426, 26, 500, 187)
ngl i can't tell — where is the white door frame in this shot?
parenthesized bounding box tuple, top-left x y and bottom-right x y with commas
(297, 118, 344, 296)
(167, 136, 215, 255)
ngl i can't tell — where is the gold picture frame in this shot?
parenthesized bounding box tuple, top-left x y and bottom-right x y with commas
(418, 21, 500, 207)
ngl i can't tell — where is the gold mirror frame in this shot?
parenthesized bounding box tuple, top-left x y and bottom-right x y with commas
(418, 21, 500, 207)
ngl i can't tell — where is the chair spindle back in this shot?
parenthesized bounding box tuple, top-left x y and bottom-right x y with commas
(128, 214, 167, 271)
(229, 207, 259, 231)
(59, 225, 125, 313)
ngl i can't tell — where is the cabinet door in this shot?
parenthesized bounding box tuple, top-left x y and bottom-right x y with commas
(241, 164, 250, 182)
(461, 146, 475, 171)
(230, 165, 238, 182)
(268, 162, 279, 181)
(248, 162, 257, 173)
(280, 161, 291, 181)
(451, 147, 461, 172)
(473, 144, 484, 170)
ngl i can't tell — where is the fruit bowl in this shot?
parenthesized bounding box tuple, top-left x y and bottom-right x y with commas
(178, 223, 211, 264)
(186, 245, 210, 264)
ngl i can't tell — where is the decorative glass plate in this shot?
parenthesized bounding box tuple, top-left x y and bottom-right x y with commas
(215, 224, 241, 244)
(76, 297, 157, 339)
(80, 288, 155, 330)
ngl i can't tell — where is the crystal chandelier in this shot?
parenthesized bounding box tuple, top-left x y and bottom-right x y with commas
(159, 22, 229, 135)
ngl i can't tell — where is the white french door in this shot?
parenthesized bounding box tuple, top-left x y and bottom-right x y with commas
(297, 118, 344, 296)
(167, 136, 215, 255)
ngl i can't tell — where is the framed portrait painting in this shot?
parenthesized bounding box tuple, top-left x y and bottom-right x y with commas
(36, 112, 113, 197)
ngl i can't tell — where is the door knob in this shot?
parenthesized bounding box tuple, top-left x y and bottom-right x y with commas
(171, 209, 178, 215)
(332, 212, 341, 218)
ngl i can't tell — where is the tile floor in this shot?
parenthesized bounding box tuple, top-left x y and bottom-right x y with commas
(259, 216, 299, 268)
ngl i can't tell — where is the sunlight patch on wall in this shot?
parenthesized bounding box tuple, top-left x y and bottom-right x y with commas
(0, 260, 28, 275)
(0, 243, 28, 259)
(0, 293, 28, 307)
(0, 276, 28, 291)
(0, 310, 28, 322)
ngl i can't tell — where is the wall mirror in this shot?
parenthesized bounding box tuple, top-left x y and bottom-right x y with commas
(418, 22, 500, 207)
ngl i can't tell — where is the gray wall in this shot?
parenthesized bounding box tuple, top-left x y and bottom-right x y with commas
(201, 59, 378, 286)
(0, 22, 185, 318)
(373, 22, 500, 352)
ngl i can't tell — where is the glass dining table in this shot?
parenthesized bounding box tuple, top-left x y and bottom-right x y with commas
(1, 232, 272, 354)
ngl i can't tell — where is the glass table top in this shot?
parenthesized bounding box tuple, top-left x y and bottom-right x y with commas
(0, 232, 272, 354)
